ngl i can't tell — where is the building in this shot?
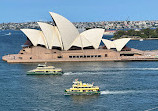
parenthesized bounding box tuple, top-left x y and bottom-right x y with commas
(2, 12, 158, 63)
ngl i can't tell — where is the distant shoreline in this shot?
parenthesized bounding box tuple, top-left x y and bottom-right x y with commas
(131, 38, 158, 40)
(111, 37, 158, 40)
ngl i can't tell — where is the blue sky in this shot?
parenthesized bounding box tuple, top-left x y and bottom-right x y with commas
(0, 0, 158, 23)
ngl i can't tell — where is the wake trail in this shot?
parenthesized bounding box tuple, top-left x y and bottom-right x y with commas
(101, 89, 158, 95)
(63, 68, 158, 75)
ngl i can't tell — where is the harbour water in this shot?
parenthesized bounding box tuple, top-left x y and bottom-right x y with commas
(1, 30, 158, 111)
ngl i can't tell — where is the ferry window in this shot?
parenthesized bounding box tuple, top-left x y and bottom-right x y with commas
(76, 56, 79, 58)
(69, 56, 72, 58)
(21, 53, 23, 54)
(91, 55, 94, 58)
(30, 57, 32, 59)
(84, 55, 86, 58)
(38, 66, 44, 67)
(98, 55, 101, 57)
(23, 50, 25, 51)
(87, 55, 90, 58)
(58, 56, 62, 58)
(36, 71, 44, 72)
(73, 56, 76, 58)
(95, 55, 97, 57)
(105, 54, 108, 57)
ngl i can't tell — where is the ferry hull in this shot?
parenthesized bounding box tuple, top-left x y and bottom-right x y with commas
(64, 91, 100, 95)
(27, 72, 63, 75)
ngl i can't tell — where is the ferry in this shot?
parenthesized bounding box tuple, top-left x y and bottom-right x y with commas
(65, 79, 100, 95)
(27, 64, 63, 75)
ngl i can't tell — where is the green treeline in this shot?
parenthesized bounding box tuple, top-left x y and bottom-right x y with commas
(114, 28, 158, 39)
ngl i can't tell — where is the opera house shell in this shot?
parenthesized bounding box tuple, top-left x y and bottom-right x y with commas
(3, 12, 158, 63)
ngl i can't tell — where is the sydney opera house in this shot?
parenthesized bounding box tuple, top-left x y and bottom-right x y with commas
(2, 12, 158, 63)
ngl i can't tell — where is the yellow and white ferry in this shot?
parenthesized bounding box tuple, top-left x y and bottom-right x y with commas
(27, 64, 63, 75)
(65, 79, 100, 95)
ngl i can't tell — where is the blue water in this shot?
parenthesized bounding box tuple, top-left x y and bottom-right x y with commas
(1, 30, 158, 111)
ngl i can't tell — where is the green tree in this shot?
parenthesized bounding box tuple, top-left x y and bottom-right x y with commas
(113, 30, 126, 39)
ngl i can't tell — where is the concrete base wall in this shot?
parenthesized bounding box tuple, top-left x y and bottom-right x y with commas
(2, 46, 158, 63)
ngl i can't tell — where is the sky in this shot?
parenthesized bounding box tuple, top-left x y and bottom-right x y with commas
(0, 0, 158, 23)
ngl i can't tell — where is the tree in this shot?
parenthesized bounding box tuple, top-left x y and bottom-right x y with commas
(114, 30, 126, 39)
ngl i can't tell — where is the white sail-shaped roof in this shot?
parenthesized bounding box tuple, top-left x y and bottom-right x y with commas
(21, 29, 48, 48)
(102, 38, 131, 51)
(71, 35, 92, 47)
(113, 38, 131, 51)
(80, 28, 105, 49)
(49, 12, 79, 50)
(38, 31, 47, 46)
(101, 39, 115, 49)
(37, 22, 62, 49)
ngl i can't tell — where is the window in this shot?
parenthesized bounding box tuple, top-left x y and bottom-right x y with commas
(80, 56, 83, 58)
(69, 56, 72, 58)
(30, 57, 32, 59)
(98, 55, 101, 57)
(23, 50, 25, 51)
(21, 53, 23, 54)
(105, 54, 108, 57)
(87, 55, 90, 58)
(58, 56, 62, 58)
(36, 71, 44, 72)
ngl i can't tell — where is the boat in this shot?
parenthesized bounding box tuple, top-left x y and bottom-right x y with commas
(65, 79, 100, 95)
(139, 39, 143, 41)
(5, 32, 11, 36)
(27, 64, 63, 75)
